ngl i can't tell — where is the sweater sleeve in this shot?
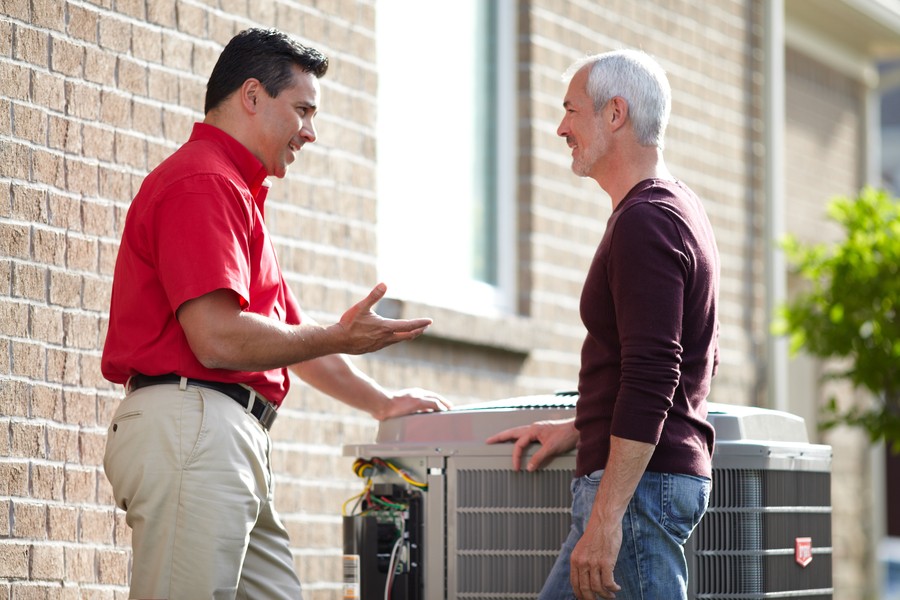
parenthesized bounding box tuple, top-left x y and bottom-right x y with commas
(606, 202, 689, 445)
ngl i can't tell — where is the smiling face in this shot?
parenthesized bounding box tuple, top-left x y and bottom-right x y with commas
(557, 67, 609, 180)
(253, 65, 320, 178)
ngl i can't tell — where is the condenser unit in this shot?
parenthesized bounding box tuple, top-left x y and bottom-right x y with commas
(342, 394, 832, 599)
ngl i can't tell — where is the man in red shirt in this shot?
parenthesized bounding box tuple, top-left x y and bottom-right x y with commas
(101, 28, 448, 599)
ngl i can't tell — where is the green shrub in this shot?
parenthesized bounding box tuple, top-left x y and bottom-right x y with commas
(774, 187, 900, 450)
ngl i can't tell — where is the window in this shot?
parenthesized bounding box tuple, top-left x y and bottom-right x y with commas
(375, 0, 517, 315)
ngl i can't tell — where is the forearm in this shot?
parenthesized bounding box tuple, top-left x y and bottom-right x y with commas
(592, 435, 655, 521)
(185, 304, 346, 372)
(177, 285, 430, 373)
(290, 354, 391, 419)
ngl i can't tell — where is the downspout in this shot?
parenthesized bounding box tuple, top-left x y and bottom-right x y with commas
(764, 0, 789, 413)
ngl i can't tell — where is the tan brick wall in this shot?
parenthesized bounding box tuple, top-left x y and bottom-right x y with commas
(784, 46, 875, 598)
(0, 0, 879, 597)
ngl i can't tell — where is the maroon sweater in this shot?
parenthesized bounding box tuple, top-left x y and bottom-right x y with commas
(575, 179, 719, 479)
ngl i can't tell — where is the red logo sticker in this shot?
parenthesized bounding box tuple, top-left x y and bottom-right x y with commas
(795, 537, 813, 567)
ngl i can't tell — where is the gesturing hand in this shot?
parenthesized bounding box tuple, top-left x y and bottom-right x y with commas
(336, 283, 432, 354)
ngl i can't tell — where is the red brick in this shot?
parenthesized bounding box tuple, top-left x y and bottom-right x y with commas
(11, 180, 49, 222)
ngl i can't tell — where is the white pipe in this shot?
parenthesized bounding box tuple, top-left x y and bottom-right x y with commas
(765, 0, 789, 413)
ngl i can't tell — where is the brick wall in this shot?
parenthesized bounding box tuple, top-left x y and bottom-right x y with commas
(784, 45, 875, 597)
(0, 0, 876, 597)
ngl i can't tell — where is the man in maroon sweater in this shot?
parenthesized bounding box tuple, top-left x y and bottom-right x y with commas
(488, 50, 719, 600)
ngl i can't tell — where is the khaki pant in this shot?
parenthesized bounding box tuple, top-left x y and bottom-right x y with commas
(103, 380, 303, 600)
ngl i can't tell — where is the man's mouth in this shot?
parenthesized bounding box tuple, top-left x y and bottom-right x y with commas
(289, 141, 301, 152)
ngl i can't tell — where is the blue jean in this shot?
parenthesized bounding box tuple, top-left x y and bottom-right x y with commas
(539, 470, 710, 600)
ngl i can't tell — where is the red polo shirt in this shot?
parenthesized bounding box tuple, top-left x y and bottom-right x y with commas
(101, 123, 302, 405)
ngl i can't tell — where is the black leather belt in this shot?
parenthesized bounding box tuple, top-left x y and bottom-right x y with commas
(127, 374, 278, 431)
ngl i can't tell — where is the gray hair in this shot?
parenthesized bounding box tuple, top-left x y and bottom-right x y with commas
(564, 50, 671, 149)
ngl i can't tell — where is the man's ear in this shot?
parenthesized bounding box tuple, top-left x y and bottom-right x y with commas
(607, 96, 629, 131)
(240, 78, 262, 114)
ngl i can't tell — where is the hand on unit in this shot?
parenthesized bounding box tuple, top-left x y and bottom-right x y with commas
(486, 418, 578, 471)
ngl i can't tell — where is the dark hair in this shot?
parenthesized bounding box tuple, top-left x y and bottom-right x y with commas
(204, 28, 329, 114)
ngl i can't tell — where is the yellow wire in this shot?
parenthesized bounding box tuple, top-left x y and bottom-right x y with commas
(381, 459, 427, 489)
(342, 478, 372, 516)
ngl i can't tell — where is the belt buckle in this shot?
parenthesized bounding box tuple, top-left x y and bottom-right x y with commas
(258, 400, 277, 430)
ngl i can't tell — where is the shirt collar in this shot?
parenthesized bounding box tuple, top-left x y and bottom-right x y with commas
(189, 122, 271, 208)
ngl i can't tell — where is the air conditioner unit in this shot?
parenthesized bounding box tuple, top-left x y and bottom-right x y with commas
(342, 394, 832, 599)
